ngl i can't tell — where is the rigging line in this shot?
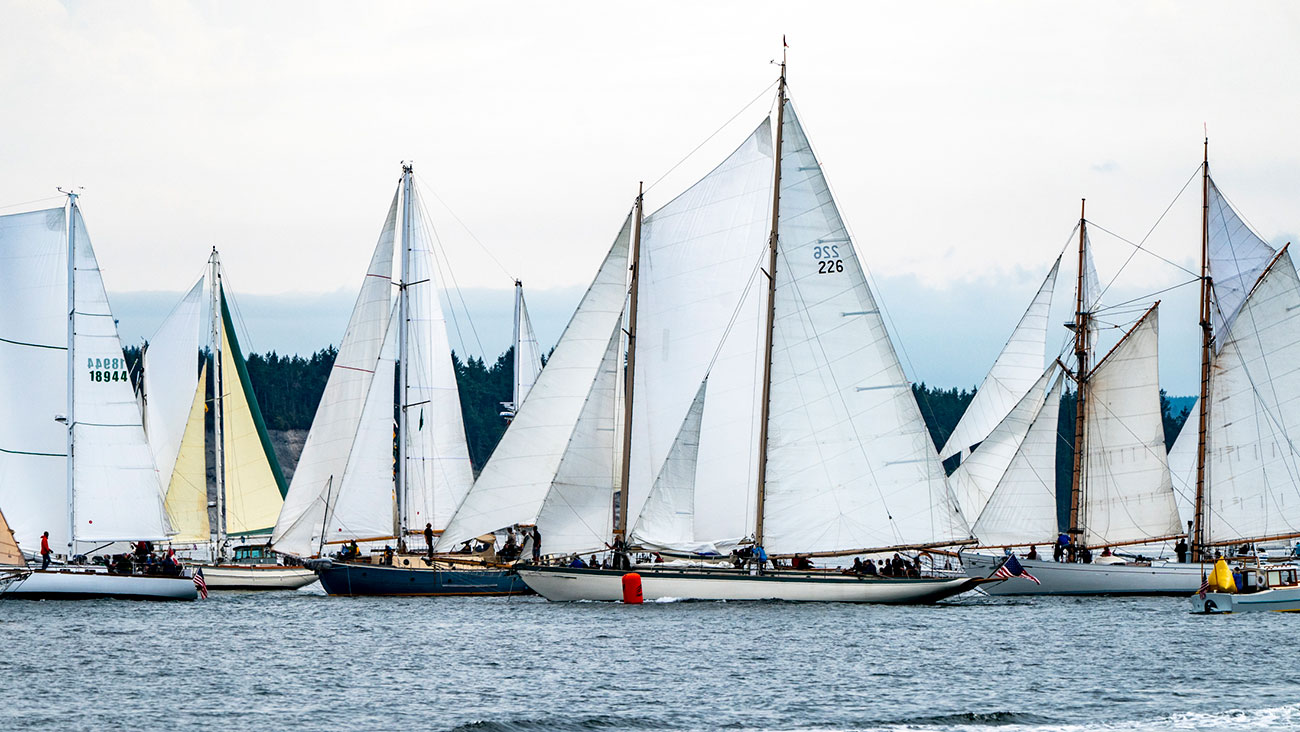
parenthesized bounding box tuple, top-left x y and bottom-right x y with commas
(412, 183, 486, 359)
(1089, 163, 1203, 305)
(413, 171, 514, 283)
(1087, 221, 1199, 279)
(1092, 278, 1200, 315)
(644, 80, 779, 196)
(0, 195, 65, 212)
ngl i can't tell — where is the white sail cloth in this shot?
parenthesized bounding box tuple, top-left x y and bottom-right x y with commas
(436, 214, 633, 556)
(142, 277, 204, 492)
(628, 120, 774, 541)
(1079, 306, 1181, 546)
(515, 287, 544, 409)
(1201, 249, 1300, 543)
(630, 378, 707, 549)
(970, 373, 1065, 547)
(760, 103, 968, 554)
(940, 257, 1059, 462)
(1207, 179, 1277, 339)
(273, 190, 397, 556)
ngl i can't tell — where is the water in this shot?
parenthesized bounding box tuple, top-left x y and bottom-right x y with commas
(2, 587, 1296, 731)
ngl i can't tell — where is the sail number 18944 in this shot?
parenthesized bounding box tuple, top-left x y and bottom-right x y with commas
(86, 357, 129, 384)
(813, 244, 843, 274)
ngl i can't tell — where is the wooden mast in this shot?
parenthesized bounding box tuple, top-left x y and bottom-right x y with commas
(1067, 199, 1089, 545)
(754, 49, 787, 549)
(1192, 139, 1212, 560)
(615, 183, 643, 539)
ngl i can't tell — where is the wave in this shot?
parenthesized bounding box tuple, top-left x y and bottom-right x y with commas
(833, 702, 1300, 732)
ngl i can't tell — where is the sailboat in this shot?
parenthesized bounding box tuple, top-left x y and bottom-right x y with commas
(1177, 146, 1300, 613)
(0, 506, 33, 592)
(142, 251, 315, 590)
(272, 164, 528, 596)
(500, 279, 543, 422)
(441, 58, 986, 603)
(961, 202, 1203, 595)
(0, 193, 196, 600)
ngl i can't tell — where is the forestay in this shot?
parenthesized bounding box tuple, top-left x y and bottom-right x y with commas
(436, 214, 632, 554)
(761, 103, 968, 554)
(940, 257, 1059, 462)
(1079, 306, 1181, 546)
(273, 191, 397, 555)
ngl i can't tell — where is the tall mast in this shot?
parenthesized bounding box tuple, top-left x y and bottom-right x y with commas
(754, 50, 787, 549)
(210, 247, 226, 553)
(1192, 140, 1212, 560)
(397, 163, 414, 548)
(615, 183, 643, 539)
(1067, 199, 1089, 544)
(65, 192, 78, 554)
(512, 278, 523, 416)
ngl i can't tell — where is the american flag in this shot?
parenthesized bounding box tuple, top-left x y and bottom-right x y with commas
(193, 568, 208, 599)
(994, 555, 1041, 584)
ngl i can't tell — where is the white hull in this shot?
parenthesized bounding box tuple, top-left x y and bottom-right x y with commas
(518, 565, 984, 604)
(198, 564, 317, 590)
(1190, 587, 1300, 614)
(963, 553, 1203, 596)
(1, 568, 197, 600)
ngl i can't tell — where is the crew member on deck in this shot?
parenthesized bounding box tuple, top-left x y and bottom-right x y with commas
(1026, 545, 1039, 560)
(424, 523, 434, 560)
(40, 531, 51, 570)
(532, 527, 542, 563)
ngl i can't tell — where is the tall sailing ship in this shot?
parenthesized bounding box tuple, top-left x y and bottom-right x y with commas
(271, 164, 529, 596)
(960, 202, 1204, 594)
(0, 193, 195, 600)
(438, 59, 987, 603)
(141, 250, 315, 590)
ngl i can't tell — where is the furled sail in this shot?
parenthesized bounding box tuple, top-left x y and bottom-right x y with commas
(219, 290, 287, 536)
(628, 120, 773, 538)
(1207, 179, 1277, 339)
(402, 185, 474, 533)
(940, 257, 1059, 462)
(164, 365, 210, 541)
(948, 366, 1056, 526)
(1079, 306, 1181, 546)
(272, 191, 397, 555)
(761, 103, 968, 554)
(143, 277, 204, 499)
(970, 373, 1065, 547)
(629, 378, 707, 550)
(69, 206, 171, 543)
(0, 505, 24, 566)
(436, 213, 633, 554)
(0, 207, 73, 549)
(1202, 248, 1300, 544)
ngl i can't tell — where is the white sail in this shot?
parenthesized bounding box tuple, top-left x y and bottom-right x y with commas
(436, 213, 633, 552)
(1203, 249, 1300, 544)
(69, 205, 170, 543)
(630, 378, 707, 550)
(325, 304, 401, 548)
(1167, 397, 1199, 531)
(629, 119, 773, 539)
(1079, 306, 1181, 546)
(272, 190, 398, 555)
(948, 366, 1056, 526)
(402, 185, 474, 533)
(515, 286, 544, 409)
(1207, 179, 1277, 338)
(761, 103, 967, 554)
(970, 373, 1065, 547)
(142, 277, 204, 496)
(940, 257, 1059, 462)
(0, 207, 73, 549)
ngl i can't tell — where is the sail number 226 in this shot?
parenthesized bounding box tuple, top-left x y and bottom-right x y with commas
(813, 244, 843, 274)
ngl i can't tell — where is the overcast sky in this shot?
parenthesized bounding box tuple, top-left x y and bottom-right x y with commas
(4, 1, 1298, 393)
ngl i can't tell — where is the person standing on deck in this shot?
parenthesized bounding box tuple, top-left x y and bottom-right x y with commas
(532, 526, 542, 563)
(40, 531, 51, 570)
(423, 523, 434, 560)
(1175, 538, 1188, 563)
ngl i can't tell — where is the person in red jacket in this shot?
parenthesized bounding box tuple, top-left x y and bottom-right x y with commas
(40, 531, 52, 570)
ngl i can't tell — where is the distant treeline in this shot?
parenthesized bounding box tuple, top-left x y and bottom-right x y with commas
(126, 346, 1193, 497)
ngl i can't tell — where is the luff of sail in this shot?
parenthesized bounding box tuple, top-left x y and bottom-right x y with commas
(969, 372, 1065, 547)
(436, 213, 633, 555)
(1078, 305, 1182, 547)
(760, 101, 968, 555)
(272, 189, 398, 555)
(219, 289, 287, 536)
(1201, 247, 1300, 545)
(164, 364, 211, 541)
(940, 257, 1060, 463)
(142, 277, 204, 491)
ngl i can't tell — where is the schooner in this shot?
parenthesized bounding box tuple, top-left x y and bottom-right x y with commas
(439, 58, 987, 603)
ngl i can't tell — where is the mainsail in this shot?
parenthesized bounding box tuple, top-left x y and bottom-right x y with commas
(436, 213, 633, 556)
(940, 257, 1059, 463)
(1207, 180, 1278, 338)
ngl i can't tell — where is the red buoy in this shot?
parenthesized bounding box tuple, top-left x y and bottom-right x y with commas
(621, 572, 643, 604)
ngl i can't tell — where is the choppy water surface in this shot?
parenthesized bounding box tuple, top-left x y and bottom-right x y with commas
(1, 586, 1296, 731)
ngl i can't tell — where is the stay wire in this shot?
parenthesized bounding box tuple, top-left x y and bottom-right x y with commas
(413, 171, 514, 285)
